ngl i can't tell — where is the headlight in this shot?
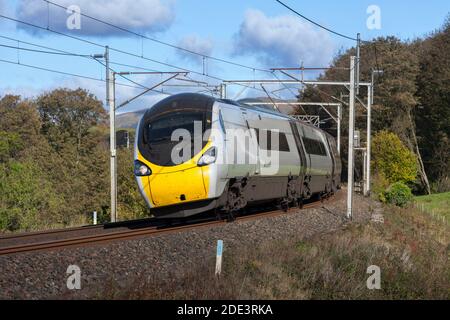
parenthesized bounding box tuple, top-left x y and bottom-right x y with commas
(134, 160, 152, 176)
(197, 147, 217, 166)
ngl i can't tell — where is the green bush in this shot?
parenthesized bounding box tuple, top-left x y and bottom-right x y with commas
(372, 131, 418, 184)
(383, 182, 413, 207)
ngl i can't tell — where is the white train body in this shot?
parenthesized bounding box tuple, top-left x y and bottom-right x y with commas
(135, 93, 341, 218)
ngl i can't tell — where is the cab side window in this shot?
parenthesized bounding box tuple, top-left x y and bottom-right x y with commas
(302, 137, 327, 156)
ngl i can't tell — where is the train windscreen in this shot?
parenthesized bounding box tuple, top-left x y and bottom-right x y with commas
(146, 112, 204, 144)
(138, 93, 214, 167)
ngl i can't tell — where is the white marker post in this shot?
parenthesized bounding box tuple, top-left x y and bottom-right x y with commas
(215, 240, 223, 276)
(93, 211, 97, 225)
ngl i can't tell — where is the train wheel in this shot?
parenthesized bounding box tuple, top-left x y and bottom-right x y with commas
(226, 211, 236, 222)
(280, 199, 289, 212)
(319, 193, 324, 203)
(331, 180, 338, 194)
(215, 208, 223, 221)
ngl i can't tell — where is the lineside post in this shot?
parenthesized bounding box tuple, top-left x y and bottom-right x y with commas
(337, 103, 342, 154)
(363, 149, 367, 195)
(366, 84, 372, 196)
(347, 56, 356, 219)
(215, 240, 223, 276)
(356, 33, 361, 95)
(106, 46, 117, 223)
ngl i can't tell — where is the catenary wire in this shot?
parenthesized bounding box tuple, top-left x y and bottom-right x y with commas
(0, 14, 268, 95)
(44, 0, 272, 73)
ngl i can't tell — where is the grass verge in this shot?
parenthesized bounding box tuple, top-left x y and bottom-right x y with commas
(415, 192, 450, 224)
(99, 203, 450, 300)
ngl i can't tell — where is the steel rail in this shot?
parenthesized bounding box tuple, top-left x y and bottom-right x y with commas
(0, 194, 336, 256)
(0, 224, 104, 240)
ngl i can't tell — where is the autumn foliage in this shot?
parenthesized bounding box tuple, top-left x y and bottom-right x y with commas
(372, 130, 418, 184)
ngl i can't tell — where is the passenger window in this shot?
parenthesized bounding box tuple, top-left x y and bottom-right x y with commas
(254, 128, 290, 152)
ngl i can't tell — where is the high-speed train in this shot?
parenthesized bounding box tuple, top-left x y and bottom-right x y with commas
(134, 93, 341, 218)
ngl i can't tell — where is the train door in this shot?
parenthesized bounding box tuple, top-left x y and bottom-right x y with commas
(220, 105, 257, 178)
(324, 134, 336, 184)
(296, 123, 312, 177)
(316, 131, 333, 176)
(325, 133, 341, 189)
(248, 114, 299, 177)
(300, 125, 333, 193)
(290, 121, 307, 193)
(242, 110, 262, 176)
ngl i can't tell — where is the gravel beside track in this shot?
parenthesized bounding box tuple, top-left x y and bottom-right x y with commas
(0, 190, 381, 299)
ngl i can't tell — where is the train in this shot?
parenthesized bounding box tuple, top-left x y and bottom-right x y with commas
(134, 93, 341, 219)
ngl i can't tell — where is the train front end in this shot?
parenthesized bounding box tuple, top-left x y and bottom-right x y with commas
(134, 93, 219, 218)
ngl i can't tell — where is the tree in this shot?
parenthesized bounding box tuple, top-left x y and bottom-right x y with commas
(0, 89, 150, 232)
(117, 147, 149, 221)
(0, 95, 42, 148)
(0, 91, 111, 231)
(0, 131, 23, 162)
(415, 18, 450, 192)
(36, 88, 106, 155)
(0, 160, 64, 231)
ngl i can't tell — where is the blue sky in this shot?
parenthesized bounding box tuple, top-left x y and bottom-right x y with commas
(0, 0, 449, 113)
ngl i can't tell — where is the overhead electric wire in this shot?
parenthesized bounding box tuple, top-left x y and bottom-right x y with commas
(0, 34, 221, 97)
(275, 0, 384, 84)
(0, 14, 267, 95)
(3, 4, 369, 100)
(275, 0, 359, 42)
(91, 56, 168, 95)
(0, 34, 164, 73)
(0, 57, 162, 91)
(44, 0, 271, 73)
(0, 43, 92, 57)
(0, 34, 222, 100)
(0, 35, 172, 96)
(270, 70, 307, 113)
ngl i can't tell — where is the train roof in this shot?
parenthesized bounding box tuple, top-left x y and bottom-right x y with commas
(216, 97, 291, 119)
(216, 96, 332, 135)
(144, 93, 329, 134)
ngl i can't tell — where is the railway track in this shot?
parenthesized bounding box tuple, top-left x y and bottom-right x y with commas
(0, 194, 337, 256)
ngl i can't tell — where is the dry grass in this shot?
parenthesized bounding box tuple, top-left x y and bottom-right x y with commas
(98, 204, 450, 300)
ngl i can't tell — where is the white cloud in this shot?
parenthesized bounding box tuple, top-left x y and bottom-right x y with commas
(16, 0, 175, 36)
(233, 9, 334, 67)
(176, 34, 214, 64)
